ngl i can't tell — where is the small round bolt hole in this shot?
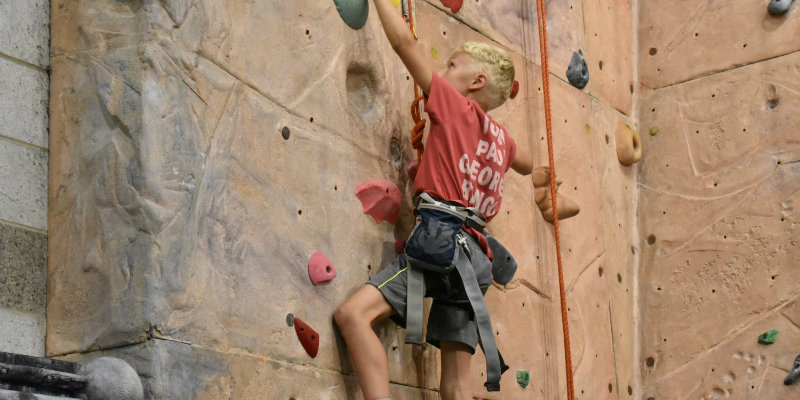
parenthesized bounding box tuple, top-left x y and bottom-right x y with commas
(281, 126, 291, 140)
(326, 266, 331, 273)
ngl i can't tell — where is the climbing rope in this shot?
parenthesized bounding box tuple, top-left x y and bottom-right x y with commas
(532, 0, 576, 398)
(405, 0, 426, 163)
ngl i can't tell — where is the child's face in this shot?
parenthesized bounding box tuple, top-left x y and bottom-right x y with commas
(439, 52, 478, 96)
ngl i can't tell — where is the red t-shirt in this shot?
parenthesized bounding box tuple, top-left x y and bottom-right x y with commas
(414, 73, 517, 259)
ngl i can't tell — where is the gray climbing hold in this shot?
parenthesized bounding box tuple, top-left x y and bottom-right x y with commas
(78, 357, 144, 400)
(768, 0, 795, 15)
(566, 50, 589, 89)
(333, 0, 369, 30)
(785, 355, 800, 385)
(286, 313, 295, 327)
(486, 234, 517, 285)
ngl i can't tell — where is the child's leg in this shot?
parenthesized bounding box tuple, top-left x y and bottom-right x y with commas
(439, 341, 473, 400)
(334, 285, 395, 400)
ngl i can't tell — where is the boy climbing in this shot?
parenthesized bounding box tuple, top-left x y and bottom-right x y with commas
(333, 0, 533, 399)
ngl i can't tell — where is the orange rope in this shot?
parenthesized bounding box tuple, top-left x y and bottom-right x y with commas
(533, 0, 575, 399)
(406, 0, 426, 163)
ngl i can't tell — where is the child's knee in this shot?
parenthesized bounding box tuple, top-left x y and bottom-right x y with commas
(333, 301, 361, 330)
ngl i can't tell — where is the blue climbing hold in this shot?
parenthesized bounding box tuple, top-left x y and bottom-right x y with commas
(768, 0, 795, 15)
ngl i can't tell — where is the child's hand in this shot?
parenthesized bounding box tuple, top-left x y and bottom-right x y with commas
(372, 0, 433, 94)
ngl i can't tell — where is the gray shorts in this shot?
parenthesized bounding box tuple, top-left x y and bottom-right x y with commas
(367, 232, 493, 353)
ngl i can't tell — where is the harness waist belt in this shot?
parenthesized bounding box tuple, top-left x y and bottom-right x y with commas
(415, 193, 487, 230)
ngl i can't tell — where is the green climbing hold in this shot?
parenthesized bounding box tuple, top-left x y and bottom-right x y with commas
(649, 126, 659, 136)
(517, 370, 530, 388)
(585, 125, 591, 135)
(431, 47, 439, 59)
(758, 329, 779, 345)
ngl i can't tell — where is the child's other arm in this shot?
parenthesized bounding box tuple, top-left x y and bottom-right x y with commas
(372, 0, 432, 95)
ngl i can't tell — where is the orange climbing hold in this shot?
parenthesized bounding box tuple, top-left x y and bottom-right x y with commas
(308, 251, 337, 285)
(293, 317, 319, 358)
(355, 179, 402, 224)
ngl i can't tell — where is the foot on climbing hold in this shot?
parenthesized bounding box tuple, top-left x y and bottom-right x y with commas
(440, 0, 463, 13)
(516, 370, 530, 388)
(566, 50, 589, 89)
(758, 329, 779, 344)
(510, 80, 520, 99)
(308, 251, 337, 285)
(356, 179, 402, 224)
(769, 0, 795, 15)
(333, 0, 369, 30)
(615, 121, 642, 166)
(394, 239, 406, 254)
(531, 166, 580, 224)
(293, 317, 320, 358)
(784, 355, 800, 385)
(407, 158, 419, 181)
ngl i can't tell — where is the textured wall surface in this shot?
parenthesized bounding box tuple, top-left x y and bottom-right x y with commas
(0, 0, 50, 357)
(48, 0, 637, 399)
(638, 1, 800, 399)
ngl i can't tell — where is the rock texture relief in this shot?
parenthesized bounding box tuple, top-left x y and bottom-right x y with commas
(48, 0, 637, 398)
(638, 46, 800, 398)
(639, 0, 800, 88)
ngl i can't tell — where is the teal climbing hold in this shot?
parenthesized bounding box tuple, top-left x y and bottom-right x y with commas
(758, 329, 779, 345)
(516, 370, 530, 388)
(333, 0, 369, 30)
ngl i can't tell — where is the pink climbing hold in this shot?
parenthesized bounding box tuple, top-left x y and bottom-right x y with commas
(355, 179, 401, 224)
(510, 80, 520, 99)
(440, 0, 463, 13)
(293, 317, 319, 358)
(308, 251, 337, 285)
(394, 239, 406, 255)
(407, 158, 419, 181)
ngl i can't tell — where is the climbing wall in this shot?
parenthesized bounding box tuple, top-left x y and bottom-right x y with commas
(47, 0, 637, 399)
(637, 1, 800, 399)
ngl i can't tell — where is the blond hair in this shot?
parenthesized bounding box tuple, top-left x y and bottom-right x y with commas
(460, 42, 515, 110)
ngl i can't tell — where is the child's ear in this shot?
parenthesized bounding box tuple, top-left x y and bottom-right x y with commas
(469, 73, 488, 91)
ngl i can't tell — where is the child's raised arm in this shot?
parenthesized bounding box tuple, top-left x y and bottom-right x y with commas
(372, 0, 433, 95)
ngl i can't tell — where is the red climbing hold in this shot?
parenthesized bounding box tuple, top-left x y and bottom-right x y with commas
(510, 80, 520, 99)
(440, 0, 463, 13)
(394, 239, 406, 254)
(293, 317, 319, 358)
(355, 179, 401, 224)
(407, 158, 419, 181)
(308, 251, 337, 285)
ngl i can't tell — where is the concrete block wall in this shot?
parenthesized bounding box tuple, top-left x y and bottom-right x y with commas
(0, 0, 50, 357)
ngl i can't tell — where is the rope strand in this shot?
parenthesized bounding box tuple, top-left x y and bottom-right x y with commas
(406, 0, 426, 163)
(534, 0, 575, 398)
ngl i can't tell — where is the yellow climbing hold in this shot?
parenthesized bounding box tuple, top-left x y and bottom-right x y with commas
(392, 0, 401, 6)
(585, 125, 591, 135)
(431, 47, 439, 59)
(649, 126, 659, 136)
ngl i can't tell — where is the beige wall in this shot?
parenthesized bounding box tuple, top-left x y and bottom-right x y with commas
(0, 0, 50, 357)
(637, 1, 800, 398)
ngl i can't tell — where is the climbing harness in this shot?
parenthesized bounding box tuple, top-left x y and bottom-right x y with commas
(402, 0, 427, 164)
(530, 0, 576, 397)
(403, 193, 508, 392)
